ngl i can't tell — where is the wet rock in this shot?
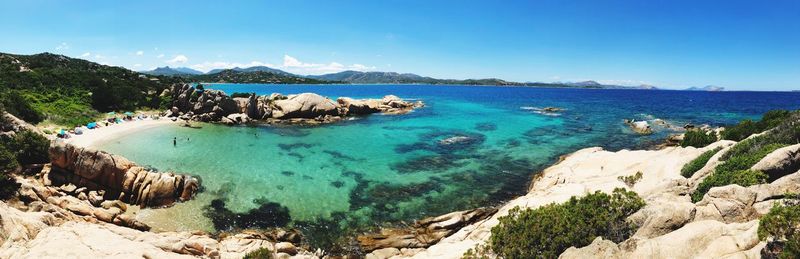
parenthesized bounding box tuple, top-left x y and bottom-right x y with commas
(357, 207, 497, 252)
(625, 119, 652, 135)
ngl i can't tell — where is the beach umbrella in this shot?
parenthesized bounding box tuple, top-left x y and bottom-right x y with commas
(59, 129, 66, 135)
(124, 112, 134, 116)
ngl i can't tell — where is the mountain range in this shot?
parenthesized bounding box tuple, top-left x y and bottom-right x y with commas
(144, 66, 660, 89)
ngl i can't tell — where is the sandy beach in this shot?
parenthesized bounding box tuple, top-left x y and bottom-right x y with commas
(64, 119, 178, 148)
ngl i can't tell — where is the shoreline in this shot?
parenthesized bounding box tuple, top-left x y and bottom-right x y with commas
(64, 119, 179, 148)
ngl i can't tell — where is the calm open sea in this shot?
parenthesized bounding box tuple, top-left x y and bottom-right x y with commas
(97, 84, 800, 245)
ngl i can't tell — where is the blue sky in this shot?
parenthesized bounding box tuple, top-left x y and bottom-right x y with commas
(1, 0, 798, 90)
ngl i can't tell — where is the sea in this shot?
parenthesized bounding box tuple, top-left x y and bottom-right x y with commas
(97, 84, 800, 247)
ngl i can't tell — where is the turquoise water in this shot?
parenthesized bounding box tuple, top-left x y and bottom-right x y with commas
(98, 84, 800, 246)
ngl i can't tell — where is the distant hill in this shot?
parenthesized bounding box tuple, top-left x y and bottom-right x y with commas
(184, 69, 330, 84)
(142, 66, 203, 76)
(308, 71, 660, 89)
(686, 85, 724, 91)
(207, 66, 295, 76)
(308, 70, 521, 86)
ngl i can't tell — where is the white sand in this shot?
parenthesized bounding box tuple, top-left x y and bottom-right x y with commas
(65, 119, 178, 148)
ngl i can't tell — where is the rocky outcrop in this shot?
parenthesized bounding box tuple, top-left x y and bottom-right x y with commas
(751, 143, 800, 181)
(399, 138, 800, 259)
(0, 112, 46, 139)
(48, 142, 199, 208)
(164, 83, 423, 125)
(625, 119, 652, 135)
(358, 207, 496, 253)
(0, 200, 320, 259)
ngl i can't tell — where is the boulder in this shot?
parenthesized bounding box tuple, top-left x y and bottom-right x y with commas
(560, 237, 621, 259)
(337, 97, 381, 115)
(271, 93, 338, 119)
(626, 120, 652, 135)
(751, 143, 800, 181)
(628, 194, 696, 238)
(274, 242, 297, 255)
(695, 185, 758, 223)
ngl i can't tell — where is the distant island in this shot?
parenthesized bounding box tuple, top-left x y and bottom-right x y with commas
(685, 85, 725, 91)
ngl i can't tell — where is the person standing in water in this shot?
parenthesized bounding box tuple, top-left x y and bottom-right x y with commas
(173, 137, 177, 146)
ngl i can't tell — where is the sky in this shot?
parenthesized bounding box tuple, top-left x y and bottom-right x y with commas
(0, 0, 798, 90)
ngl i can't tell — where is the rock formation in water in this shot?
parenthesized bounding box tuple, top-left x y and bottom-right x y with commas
(163, 84, 424, 125)
(48, 142, 199, 208)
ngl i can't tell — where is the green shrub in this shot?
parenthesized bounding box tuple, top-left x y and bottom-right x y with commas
(681, 130, 717, 148)
(0, 144, 19, 173)
(243, 247, 273, 259)
(0, 90, 44, 124)
(681, 147, 722, 178)
(758, 197, 800, 258)
(0, 172, 20, 200)
(618, 171, 643, 187)
(722, 110, 792, 141)
(9, 130, 50, 165)
(489, 188, 645, 258)
(692, 169, 768, 202)
(691, 143, 783, 202)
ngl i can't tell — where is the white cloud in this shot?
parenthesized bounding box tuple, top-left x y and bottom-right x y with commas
(55, 42, 69, 50)
(157, 54, 165, 59)
(80, 52, 91, 58)
(133, 64, 142, 68)
(135, 50, 144, 56)
(190, 61, 276, 73)
(166, 55, 188, 64)
(281, 55, 375, 75)
(94, 54, 106, 59)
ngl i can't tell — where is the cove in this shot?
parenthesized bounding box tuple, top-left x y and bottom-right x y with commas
(96, 84, 800, 246)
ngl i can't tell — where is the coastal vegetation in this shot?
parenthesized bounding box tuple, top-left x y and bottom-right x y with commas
(721, 110, 792, 141)
(0, 128, 50, 199)
(680, 130, 717, 148)
(0, 52, 179, 126)
(680, 147, 722, 178)
(180, 69, 332, 84)
(691, 111, 800, 202)
(243, 247, 273, 259)
(759, 196, 800, 258)
(488, 188, 645, 258)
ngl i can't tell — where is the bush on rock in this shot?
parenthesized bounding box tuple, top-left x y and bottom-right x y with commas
(759, 197, 800, 259)
(489, 188, 645, 258)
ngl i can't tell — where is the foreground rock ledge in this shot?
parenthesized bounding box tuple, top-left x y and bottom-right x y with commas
(48, 142, 199, 208)
(164, 84, 425, 125)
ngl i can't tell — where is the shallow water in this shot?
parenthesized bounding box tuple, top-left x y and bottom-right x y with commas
(98, 84, 800, 245)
